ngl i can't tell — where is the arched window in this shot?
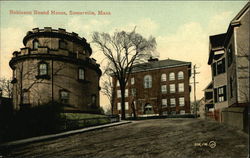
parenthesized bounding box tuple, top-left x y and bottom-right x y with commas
(178, 71, 184, 80)
(38, 62, 48, 76)
(161, 73, 167, 81)
(144, 75, 152, 88)
(33, 40, 39, 49)
(169, 72, 175, 81)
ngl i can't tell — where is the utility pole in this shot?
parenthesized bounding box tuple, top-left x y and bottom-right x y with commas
(192, 64, 199, 118)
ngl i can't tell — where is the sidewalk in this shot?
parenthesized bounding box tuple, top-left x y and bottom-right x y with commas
(0, 121, 131, 148)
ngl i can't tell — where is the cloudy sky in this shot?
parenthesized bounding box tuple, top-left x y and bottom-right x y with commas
(0, 1, 248, 109)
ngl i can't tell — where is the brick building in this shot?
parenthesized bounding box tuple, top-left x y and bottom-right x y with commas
(9, 27, 102, 112)
(206, 2, 249, 131)
(113, 58, 191, 117)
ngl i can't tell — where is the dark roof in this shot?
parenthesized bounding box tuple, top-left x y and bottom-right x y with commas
(209, 33, 227, 49)
(131, 58, 191, 73)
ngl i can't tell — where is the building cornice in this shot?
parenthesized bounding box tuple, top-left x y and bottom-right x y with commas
(23, 27, 92, 55)
(9, 54, 102, 76)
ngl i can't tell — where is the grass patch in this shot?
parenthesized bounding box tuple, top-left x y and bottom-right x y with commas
(62, 113, 107, 120)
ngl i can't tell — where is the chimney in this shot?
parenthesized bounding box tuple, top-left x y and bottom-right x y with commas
(148, 57, 159, 62)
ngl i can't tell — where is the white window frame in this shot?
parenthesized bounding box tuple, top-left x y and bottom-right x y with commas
(117, 102, 121, 110)
(170, 98, 176, 107)
(178, 71, 184, 80)
(117, 90, 121, 98)
(131, 77, 135, 85)
(117, 80, 120, 87)
(178, 83, 184, 92)
(170, 84, 175, 93)
(39, 63, 48, 76)
(169, 72, 175, 81)
(60, 90, 69, 104)
(131, 88, 136, 96)
(162, 99, 167, 107)
(179, 97, 185, 106)
(125, 102, 129, 110)
(161, 85, 167, 93)
(144, 75, 152, 88)
(125, 89, 128, 97)
(161, 73, 167, 81)
(78, 68, 85, 80)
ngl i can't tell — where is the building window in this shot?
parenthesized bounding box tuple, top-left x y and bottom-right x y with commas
(161, 74, 167, 81)
(117, 80, 120, 87)
(38, 62, 48, 76)
(125, 102, 129, 110)
(59, 40, 67, 49)
(161, 85, 167, 93)
(125, 89, 128, 97)
(144, 75, 152, 88)
(131, 77, 135, 85)
(178, 83, 184, 92)
(131, 88, 136, 96)
(33, 40, 39, 50)
(60, 90, 69, 104)
(117, 102, 121, 110)
(162, 99, 167, 107)
(169, 72, 175, 81)
(78, 68, 85, 80)
(218, 86, 227, 102)
(170, 98, 176, 107)
(227, 45, 233, 67)
(217, 58, 225, 74)
(178, 71, 184, 80)
(170, 84, 175, 93)
(180, 110, 185, 115)
(117, 90, 121, 98)
(179, 97, 185, 106)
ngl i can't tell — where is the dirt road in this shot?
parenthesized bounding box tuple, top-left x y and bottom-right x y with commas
(1, 118, 249, 158)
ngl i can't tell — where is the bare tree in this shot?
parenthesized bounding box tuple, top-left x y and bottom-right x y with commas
(0, 77, 12, 98)
(101, 68, 115, 115)
(92, 29, 157, 119)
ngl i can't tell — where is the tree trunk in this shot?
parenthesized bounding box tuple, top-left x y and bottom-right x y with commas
(120, 84, 126, 120)
(131, 101, 137, 119)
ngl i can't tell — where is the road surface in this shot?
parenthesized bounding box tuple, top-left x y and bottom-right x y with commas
(1, 118, 249, 158)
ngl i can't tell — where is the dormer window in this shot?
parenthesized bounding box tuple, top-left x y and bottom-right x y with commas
(33, 40, 39, 50)
(59, 40, 67, 49)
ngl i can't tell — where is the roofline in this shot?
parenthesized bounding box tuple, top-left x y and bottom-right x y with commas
(131, 62, 191, 73)
(224, 2, 249, 46)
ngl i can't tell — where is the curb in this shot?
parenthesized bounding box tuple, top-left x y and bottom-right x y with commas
(0, 121, 131, 148)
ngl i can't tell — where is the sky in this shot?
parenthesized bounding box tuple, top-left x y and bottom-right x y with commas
(0, 1, 248, 110)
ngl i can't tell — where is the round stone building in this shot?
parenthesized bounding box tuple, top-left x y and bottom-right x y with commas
(9, 27, 101, 112)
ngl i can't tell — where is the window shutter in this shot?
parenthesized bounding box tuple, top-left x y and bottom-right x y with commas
(223, 86, 227, 101)
(222, 58, 225, 73)
(214, 88, 218, 103)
